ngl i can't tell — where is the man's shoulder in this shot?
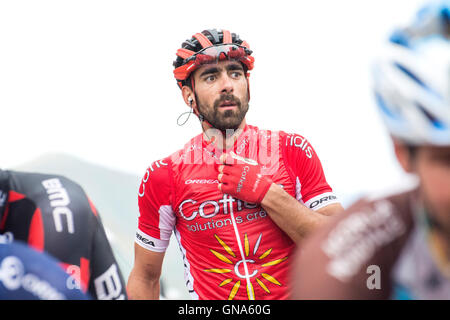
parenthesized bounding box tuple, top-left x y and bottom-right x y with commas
(139, 132, 208, 184)
(2, 170, 95, 222)
(168, 132, 204, 159)
(244, 126, 318, 168)
(5, 169, 88, 200)
(340, 186, 419, 234)
(278, 130, 311, 147)
(138, 158, 171, 191)
(271, 130, 316, 161)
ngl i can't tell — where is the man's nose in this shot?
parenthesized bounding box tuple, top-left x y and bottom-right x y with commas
(220, 73, 234, 94)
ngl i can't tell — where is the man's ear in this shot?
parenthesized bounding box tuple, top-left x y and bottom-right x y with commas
(181, 86, 195, 108)
(393, 138, 414, 173)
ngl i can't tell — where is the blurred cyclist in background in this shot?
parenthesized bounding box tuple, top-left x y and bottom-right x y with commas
(0, 234, 89, 299)
(292, 0, 450, 299)
(0, 169, 127, 299)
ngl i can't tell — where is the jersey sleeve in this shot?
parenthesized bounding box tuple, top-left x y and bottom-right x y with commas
(136, 158, 175, 253)
(282, 133, 339, 211)
(88, 208, 128, 300)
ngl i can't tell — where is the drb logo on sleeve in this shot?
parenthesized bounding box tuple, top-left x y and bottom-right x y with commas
(94, 264, 125, 300)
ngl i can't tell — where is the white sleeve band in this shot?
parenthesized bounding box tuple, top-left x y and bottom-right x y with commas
(158, 205, 176, 240)
(135, 228, 170, 253)
(304, 192, 339, 211)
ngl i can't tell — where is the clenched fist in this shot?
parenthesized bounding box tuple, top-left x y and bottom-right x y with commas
(217, 151, 273, 204)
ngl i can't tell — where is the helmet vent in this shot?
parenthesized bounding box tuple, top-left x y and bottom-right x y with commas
(394, 62, 427, 88)
(415, 103, 447, 130)
(394, 62, 443, 100)
(375, 92, 399, 119)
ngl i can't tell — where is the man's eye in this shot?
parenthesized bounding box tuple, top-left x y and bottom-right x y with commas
(205, 75, 216, 82)
(231, 71, 242, 78)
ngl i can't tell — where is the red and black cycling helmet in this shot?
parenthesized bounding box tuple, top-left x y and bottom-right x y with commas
(173, 29, 255, 89)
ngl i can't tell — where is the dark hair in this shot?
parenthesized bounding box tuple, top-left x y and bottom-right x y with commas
(173, 29, 247, 88)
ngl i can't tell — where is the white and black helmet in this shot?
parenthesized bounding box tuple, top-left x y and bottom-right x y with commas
(372, 0, 450, 146)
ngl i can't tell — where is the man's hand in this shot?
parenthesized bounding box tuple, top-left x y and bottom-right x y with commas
(217, 151, 273, 203)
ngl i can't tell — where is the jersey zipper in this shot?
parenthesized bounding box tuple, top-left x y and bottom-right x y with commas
(229, 195, 255, 300)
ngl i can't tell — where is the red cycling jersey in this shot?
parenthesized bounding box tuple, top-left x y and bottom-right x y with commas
(136, 125, 338, 300)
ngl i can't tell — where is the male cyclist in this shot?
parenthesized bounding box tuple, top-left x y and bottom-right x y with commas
(292, 1, 450, 299)
(128, 29, 344, 300)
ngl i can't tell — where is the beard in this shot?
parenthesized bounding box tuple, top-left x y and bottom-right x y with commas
(196, 92, 249, 131)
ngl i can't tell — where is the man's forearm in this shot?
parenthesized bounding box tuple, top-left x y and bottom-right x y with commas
(260, 183, 328, 243)
(127, 270, 160, 300)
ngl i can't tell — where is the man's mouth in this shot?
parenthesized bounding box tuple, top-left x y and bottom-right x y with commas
(219, 100, 238, 110)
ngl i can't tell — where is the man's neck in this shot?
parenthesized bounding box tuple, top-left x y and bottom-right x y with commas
(201, 119, 247, 150)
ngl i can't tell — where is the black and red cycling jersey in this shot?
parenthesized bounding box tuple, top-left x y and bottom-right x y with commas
(0, 169, 127, 300)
